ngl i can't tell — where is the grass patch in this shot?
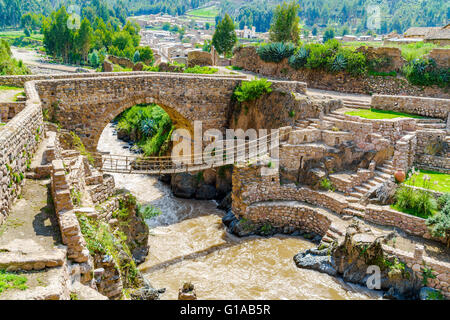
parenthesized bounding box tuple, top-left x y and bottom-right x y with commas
(0, 85, 23, 91)
(390, 203, 436, 219)
(345, 108, 424, 120)
(0, 270, 28, 294)
(186, 6, 219, 18)
(183, 65, 218, 74)
(404, 170, 450, 193)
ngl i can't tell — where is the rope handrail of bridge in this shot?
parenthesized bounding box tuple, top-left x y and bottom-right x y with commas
(96, 130, 284, 174)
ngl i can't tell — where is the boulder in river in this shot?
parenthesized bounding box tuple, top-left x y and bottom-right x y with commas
(294, 221, 422, 299)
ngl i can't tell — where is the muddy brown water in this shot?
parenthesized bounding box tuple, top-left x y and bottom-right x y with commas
(98, 123, 380, 300)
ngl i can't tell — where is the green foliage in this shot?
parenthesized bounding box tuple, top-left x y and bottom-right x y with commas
(69, 132, 94, 164)
(421, 266, 436, 286)
(133, 50, 140, 63)
(70, 188, 82, 207)
(76, 213, 140, 288)
(115, 104, 174, 157)
(137, 204, 162, 220)
(257, 42, 295, 63)
(233, 78, 272, 102)
(0, 39, 29, 75)
(288, 47, 309, 69)
(0, 270, 28, 293)
(183, 65, 218, 74)
(269, 1, 300, 43)
(320, 178, 334, 191)
(137, 46, 154, 65)
(260, 222, 273, 235)
(427, 193, 450, 247)
(212, 14, 237, 56)
(330, 53, 347, 73)
(323, 28, 335, 43)
(393, 184, 437, 218)
(404, 58, 449, 87)
(345, 108, 423, 120)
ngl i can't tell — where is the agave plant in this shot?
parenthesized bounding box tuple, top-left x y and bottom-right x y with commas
(257, 42, 296, 63)
(288, 47, 309, 69)
(139, 118, 156, 137)
(330, 53, 347, 73)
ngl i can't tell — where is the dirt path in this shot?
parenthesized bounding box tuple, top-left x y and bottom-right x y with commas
(0, 178, 61, 253)
(11, 47, 93, 74)
(0, 88, 23, 102)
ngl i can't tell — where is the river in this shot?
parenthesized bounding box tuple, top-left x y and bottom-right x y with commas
(98, 123, 380, 300)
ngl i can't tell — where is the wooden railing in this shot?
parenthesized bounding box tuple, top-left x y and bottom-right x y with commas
(95, 131, 282, 175)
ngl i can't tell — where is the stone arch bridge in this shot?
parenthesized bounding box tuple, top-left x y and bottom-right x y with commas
(26, 72, 305, 152)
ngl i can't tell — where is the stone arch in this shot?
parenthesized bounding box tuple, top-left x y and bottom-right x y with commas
(90, 94, 194, 152)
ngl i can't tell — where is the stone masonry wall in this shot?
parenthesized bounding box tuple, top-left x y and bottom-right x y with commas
(0, 71, 247, 87)
(232, 46, 450, 98)
(32, 74, 305, 152)
(372, 95, 450, 119)
(0, 102, 26, 122)
(0, 82, 43, 226)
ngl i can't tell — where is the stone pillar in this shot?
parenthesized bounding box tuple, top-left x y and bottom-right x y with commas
(414, 244, 424, 261)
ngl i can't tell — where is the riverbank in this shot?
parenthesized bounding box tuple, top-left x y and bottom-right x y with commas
(97, 122, 381, 300)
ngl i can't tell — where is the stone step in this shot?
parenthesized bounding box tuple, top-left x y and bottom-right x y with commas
(417, 123, 447, 129)
(379, 167, 393, 175)
(353, 185, 369, 194)
(343, 208, 365, 218)
(349, 191, 363, 198)
(373, 176, 385, 183)
(374, 171, 391, 179)
(361, 182, 375, 190)
(0, 247, 66, 272)
(346, 196, 360, 203)
(417, 118, 445, 124)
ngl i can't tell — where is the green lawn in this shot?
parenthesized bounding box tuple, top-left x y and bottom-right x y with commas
(186, 6, 219, 18)
(404, 170, 450, 193)
(0, 85, 23, 91)
(345, 108, 424, 120)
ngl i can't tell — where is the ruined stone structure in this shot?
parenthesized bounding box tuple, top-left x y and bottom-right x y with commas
(232, 46, 450, 98)
(0, 69, 449, 299)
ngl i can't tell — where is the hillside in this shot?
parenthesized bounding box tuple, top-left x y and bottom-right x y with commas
(0, 0, 447, 35)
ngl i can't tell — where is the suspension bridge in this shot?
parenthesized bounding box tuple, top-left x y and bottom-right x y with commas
(95, 131, 282, 175)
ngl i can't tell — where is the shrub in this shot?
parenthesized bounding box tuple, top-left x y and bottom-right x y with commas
(320, 178, 334, 191)
(233, 78, 272, 102)
(256, 42, 295, 63)
(404, 58, 449, 87)
(329, 53, 347, 73)
(341, 49, 367, 76)
(137, 204, 162, 219)
(427, 193, 450, 247)
(288, 47, 309, 69)
(304, 43, 328, 69)
(394, 185, 437, 218)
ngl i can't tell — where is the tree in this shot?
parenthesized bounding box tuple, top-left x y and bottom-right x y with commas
(133, 50, 140, 63)
(162, 22, 171, 31)
(138, 46, 154, 65)
(75, 18, 94, 63)
(89, 50, 100, 67)
(205, 22, 210, 30)
(341, 26, 349, 36)
(312, 25, 318, 36)
(323, 28, 335, 43)
(269, 1, 300, 43)
(212, 14, 237, 56)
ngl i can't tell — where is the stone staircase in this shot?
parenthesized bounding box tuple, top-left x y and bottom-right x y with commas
(346, 160, 395, 203)
(340, 97, 371, 109)
(416, 118, 447, 130)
